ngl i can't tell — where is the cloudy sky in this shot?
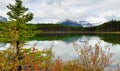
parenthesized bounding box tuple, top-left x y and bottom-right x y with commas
(0, 0, 120, 23)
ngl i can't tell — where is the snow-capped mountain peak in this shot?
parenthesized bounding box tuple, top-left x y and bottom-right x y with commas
(58, 19, 97, 27)
(58, 19, 82, 27)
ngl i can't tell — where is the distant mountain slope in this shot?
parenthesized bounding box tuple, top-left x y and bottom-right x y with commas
(58, 19, 95, 27)
(77, 21, 94, 27)
(0, 16, 7, 22)
(58, 19, 82, 27)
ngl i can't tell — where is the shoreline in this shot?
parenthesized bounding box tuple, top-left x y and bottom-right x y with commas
(40, 31, 120, 35)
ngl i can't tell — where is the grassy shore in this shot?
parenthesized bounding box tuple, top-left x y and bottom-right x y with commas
(95, 32, 120, 34)
(40, 31, 120, 34)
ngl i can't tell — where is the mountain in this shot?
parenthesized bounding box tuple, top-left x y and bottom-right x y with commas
(77, 21, 94, 27)
(0, 16, 7, 22)
(58, 19, 82, 27)
(58, 19, 95, 27)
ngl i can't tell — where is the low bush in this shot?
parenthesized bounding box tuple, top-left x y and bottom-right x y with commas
(0, 42, 119, 71)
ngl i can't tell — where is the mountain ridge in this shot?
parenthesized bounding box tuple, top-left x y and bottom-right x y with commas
(58, 19, 82, 27)
(58, 19, 95, 27)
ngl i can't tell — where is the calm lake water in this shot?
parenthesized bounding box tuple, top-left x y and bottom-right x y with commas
(0, 34, 120, 65)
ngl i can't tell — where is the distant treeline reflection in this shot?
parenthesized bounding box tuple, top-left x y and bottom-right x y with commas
(30, 34, 120, 44)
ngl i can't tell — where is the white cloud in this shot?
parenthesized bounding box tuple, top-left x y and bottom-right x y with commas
(0, 0, 15, 17)
(86, 17, 106, 24)
(0, 0, 120, 23)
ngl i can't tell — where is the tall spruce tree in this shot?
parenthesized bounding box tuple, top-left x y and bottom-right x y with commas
(6, 0, 33, 70)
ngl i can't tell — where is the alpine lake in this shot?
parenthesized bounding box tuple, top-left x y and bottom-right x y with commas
(0, 34, 120, 68)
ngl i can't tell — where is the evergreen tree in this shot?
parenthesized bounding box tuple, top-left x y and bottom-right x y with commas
(3, 0, 34, 70)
